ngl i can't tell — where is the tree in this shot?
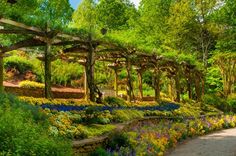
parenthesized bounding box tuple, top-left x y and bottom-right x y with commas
(96, 0, 137, 30)
(213, 52, 236, 97)
(213, 0, 236, 52)
(72, 0, 98, 102)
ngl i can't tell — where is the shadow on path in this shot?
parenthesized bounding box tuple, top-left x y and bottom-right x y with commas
(167, 128, 236, 156)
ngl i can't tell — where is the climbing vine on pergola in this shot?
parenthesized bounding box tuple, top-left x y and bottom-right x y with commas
(0, 17, 204, 103)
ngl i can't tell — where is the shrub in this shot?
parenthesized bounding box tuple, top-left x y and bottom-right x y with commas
(90, 148, 109, 156)
(112, 110, 144, 122)
(104, 96, 127, 107)
(4, 55, 34, 74)
(203, 94, 230, 112)
(19, 80, 45, 89)
(106, 132, 131, 151)
(0, 94, 72, 155)
(51, 59, 83, 86)
(227, 94, 236, 112)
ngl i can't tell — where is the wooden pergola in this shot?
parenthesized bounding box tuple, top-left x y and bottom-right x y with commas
(0, 17, 204, 103)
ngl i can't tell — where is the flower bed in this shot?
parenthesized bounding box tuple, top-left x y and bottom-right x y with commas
(93, 115, 236, 155)
(41, 103, 180, 112)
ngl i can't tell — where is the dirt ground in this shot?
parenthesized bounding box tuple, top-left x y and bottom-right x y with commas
(167, 128, 236, 156)
(3, 81, 84, 93)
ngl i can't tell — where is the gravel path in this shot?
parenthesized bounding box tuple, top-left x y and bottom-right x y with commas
(168, 128, 236, 156)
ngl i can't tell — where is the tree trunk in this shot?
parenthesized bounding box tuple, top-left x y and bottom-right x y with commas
(201, 78, 205, 97)
(126, 57, 133, 102)
(154, 69, 161, 103)
(0, 55, 4, 93)
(44, 42, 52, 99)
(195, 76, 201, 102)
(137, 70, 143, 101)
(187, 77, 192, 99)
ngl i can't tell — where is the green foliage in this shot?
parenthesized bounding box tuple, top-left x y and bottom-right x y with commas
(51, 59, 83, 86)
(19, 80, 45, 89)
(82, 108, 113, 124)
(72, 0, 98, 35)
(0, 94, 72, 155)
(104, 96, 127, 107)
(112, 110, 144, 122)
(203, 94, 231, 112)
(4, 55, 33, 74)
(90, 147, 109, 156)
(206, 66, 223, 93)
(106, 132, 131, 151)
(96, 0, 137, 30)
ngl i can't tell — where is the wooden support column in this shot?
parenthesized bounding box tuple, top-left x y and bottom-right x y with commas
(44, 41, 52, 99)
(168, 77, 175, 101)
(137, 68, 143, 101)
(126, 57, 133, 102)
(0, 54, 4, 93)
(175, 70, 181, 102)
(86, 36, 96, 102)
(154, 68, 161, 103)
(108, 63, 122, 97)
(84, 66, 88, 101)
(114, 69, 119, 97)
(79, 60, 88, 101)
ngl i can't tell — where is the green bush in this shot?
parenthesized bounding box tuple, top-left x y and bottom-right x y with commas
(227, 94, 236, 111)
(90, 148, 109, 156)
(112, 110, 144, 122)
(104, 96, 127, 107)
(51, 59, 83, 86)
(4, 56, 34, 74)
(203, 94, 230, 112)
(19, 80, 45, 89)
(0, 94, 72, 155)
(82, 108, 113, 124)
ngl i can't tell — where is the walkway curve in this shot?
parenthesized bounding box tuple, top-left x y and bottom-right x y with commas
(168, 128, 236, 156)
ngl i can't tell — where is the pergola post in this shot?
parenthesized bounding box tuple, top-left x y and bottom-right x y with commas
(154, 68, 161, 103)
(175, 70, 181, 102)
(79, 60, 89, 101)
(44, 41, 52, 99)
(86, 36, 96, 102)
(108, 63, 122, 97)
(0, 54, 4, 93)
(84, 66, 89, 101)
(137, 68, 143, 101)
(114, 68, 119, 97)
(168, 77, 175, 101)
(126, 57, 133, 102)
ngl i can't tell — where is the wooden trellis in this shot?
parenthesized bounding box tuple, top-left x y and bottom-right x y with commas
(0, 17, 204, 103)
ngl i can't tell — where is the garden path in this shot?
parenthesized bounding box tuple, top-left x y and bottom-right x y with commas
(168, 128, 236, 156)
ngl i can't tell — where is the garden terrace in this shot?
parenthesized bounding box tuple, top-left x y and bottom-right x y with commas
(0, 17, 204, 103)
